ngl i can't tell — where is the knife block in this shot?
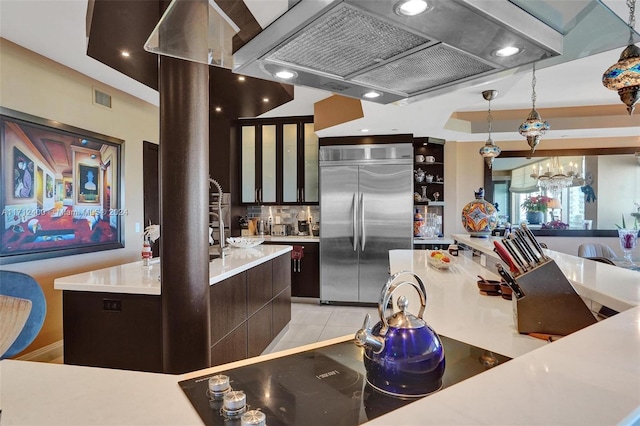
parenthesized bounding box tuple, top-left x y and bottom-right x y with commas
(511, 259, 597, 336)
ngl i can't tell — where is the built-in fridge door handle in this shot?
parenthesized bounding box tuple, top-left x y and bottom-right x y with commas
(360, 192, 366, 252)
(352, 193, 358, 252)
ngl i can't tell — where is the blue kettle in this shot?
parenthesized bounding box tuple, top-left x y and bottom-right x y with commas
(355, 271, 445, 398)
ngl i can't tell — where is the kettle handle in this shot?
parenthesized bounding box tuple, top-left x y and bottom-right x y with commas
(378, 271, 427, 334)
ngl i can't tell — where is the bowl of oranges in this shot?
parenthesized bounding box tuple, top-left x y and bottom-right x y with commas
(427, 250, 454, 270)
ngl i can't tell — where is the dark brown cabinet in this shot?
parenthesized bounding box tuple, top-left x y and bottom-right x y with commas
(247, 304, 273, 357)
(209, 252, 291, 365)
(62, 291, 163, 373)
(247, 260, 272, 316)
(413, 137, 445, 206)
(210, 323, 248, 367)
(62, 253, 291, 372)
(264, 242, 319, 298)
(239, 116, 318, 205)
(210, 272, 247, 346)
(292, 242, 319, 298)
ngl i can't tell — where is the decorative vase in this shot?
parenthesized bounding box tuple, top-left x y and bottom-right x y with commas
(461, 188, 498, 237)
(526, 211, 544, 225)
(618, 229, 638, 265)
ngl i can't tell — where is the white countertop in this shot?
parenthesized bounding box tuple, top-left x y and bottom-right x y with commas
(388, 250, 545, 359)
(452, 233, 640, 312)
(7, 245, 640, 425)
(53, 245, 292, 295)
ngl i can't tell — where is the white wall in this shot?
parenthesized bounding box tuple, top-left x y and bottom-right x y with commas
(0, 39, 159, 354)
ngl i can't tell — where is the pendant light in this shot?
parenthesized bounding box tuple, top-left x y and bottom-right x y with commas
(478, 90, 501, 169)
(518, 63, 550, 153)
(602, 0, 640, 115)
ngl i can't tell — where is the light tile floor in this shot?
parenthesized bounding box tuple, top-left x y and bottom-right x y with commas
(265, 299, 378, 354)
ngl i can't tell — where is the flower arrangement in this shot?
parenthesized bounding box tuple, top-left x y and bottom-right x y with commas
(520, 195, 552, 213)
(541, 220, 569, 230)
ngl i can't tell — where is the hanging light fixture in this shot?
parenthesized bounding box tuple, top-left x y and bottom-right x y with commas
(478, 90, 501, 169)
(530, 157, 583, 196)
(518, 63, 550, 153)
(602, 0, 640, 115)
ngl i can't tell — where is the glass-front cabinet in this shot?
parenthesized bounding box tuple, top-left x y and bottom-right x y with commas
(240, 116, 318, 205)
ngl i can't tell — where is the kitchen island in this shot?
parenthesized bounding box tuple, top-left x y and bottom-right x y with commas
(3, 247, 639, 425)
(53, 245, 292, 372)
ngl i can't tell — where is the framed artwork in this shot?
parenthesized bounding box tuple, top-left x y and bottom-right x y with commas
(13, 147, 34, 198)
(45, 174, 53, 199)
(0, 107, 125, 264)
(77, 164, 100, 204)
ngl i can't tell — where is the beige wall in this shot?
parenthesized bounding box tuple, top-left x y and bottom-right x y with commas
(0, 39, 159, 356)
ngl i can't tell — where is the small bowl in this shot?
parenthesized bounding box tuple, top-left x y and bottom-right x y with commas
(500, 283, 513, 300)
(477, 279, 501, 292)
(427, 250, 454, 269)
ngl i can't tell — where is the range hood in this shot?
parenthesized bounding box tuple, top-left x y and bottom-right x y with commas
(233, 0, 563, 104)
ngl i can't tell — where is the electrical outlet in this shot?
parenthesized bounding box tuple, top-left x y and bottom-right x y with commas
(103, 299, 121, 312)
(135, 222, 141, 233)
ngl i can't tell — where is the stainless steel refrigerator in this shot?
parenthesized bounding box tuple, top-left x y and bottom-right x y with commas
(319, 144, 413, 304)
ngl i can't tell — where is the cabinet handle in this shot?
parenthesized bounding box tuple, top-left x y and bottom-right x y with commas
(298, 258, 302, 272)
(259, 188, 262, 203)
(301, 187, 304, 202)
(255, 188, 258, 203)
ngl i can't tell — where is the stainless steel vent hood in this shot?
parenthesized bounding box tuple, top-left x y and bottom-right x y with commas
(233, 0, 563, 104)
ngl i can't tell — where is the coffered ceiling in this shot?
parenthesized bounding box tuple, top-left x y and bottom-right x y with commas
(0, 0, 639, 145)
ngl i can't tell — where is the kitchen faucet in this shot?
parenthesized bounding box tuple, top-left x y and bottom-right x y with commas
(209, 178, 225, 253)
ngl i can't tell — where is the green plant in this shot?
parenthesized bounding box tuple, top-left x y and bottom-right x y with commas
(616, 213, 639, 230)
(521, 195, 552, 213)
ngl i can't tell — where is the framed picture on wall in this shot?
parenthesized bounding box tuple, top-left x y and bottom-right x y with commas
(0, 107, 125, 265)
(77, 164, 100, 204)
(13, 147, 34, 199)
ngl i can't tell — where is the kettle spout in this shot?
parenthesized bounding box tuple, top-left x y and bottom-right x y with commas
(354, 314, 384, 354)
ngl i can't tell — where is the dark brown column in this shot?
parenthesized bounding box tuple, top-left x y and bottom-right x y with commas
(159, 0, 210, 374)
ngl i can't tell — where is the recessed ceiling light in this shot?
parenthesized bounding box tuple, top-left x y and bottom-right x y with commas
(121, 51, 130, 57)
(363, 91, 382, 99)
(81, 139, 88, 145)
(274, 70, 297, 80)
(215, 107, 222, 112)
(494, 46, 520, 57)
(238, 76, 246, 81)
(263, 98, 269, 103)
(395, 0, 428, 16)
(361, 129, 370, 133)
(91, 154, 97, 159)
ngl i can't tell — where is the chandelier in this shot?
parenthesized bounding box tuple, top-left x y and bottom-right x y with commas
(530, 157, 582, 195)
(602, 0, 640, 115)
(478, 90, 501, 169)
(519, 63, 550, 153)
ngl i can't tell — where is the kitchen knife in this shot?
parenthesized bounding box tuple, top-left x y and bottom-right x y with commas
(508, 234, 536, 269)
(495, 263, 525, 299)
(502, 238, 528, 273)
(493, 240, 520, 275)
(520, 223, 549, 261)
(514, 229, 542, 264)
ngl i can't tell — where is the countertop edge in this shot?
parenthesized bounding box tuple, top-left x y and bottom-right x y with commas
(54, 245, 293, 295)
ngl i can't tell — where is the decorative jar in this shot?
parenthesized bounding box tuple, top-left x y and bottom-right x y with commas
(461, 188, 498, 237)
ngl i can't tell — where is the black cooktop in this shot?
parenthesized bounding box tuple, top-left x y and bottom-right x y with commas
(178, 336, 510, 426)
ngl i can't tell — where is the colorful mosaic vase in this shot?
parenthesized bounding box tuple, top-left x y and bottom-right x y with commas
(461, 188, 498, 237)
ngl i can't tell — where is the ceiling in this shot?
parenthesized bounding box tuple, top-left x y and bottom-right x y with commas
(1, 0, 639, 144)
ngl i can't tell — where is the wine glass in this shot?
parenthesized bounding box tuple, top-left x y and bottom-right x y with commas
(617, 229, 638, 265)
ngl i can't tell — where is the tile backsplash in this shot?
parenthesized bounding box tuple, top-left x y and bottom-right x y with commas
(246, 205, 320, 225)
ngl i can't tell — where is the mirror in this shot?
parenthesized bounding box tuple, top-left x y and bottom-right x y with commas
(484, 148, 640, 236)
